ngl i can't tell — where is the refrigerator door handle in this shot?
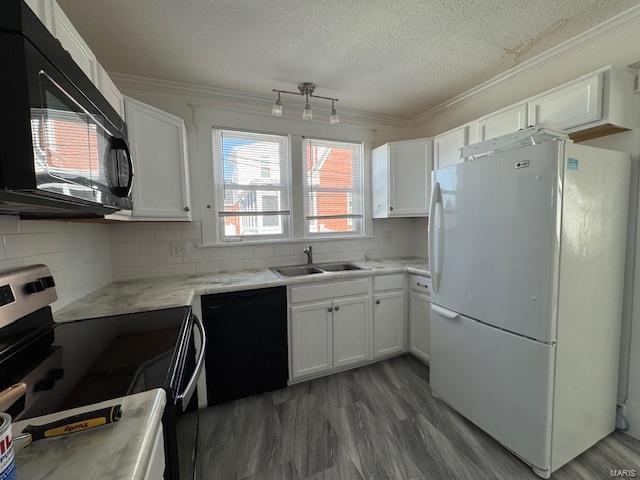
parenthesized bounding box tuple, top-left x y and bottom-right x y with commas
(431, 304, 460, 319)
(428, 182, 442, 292)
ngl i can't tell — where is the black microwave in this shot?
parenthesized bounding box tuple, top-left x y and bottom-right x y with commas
(0, 0, 133, 218)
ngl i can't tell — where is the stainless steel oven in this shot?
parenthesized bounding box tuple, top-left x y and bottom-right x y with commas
(0, 0, 133, 217)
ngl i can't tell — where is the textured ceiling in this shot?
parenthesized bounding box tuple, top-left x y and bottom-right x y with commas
(57, 0, 640, 119)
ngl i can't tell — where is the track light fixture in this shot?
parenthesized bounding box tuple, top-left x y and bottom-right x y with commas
(271, 82, 339, 124)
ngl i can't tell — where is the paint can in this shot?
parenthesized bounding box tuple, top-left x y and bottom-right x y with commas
(0, 413, 16, 480)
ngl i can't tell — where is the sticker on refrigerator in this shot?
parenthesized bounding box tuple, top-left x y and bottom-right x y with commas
(567, 158, 579, 170)
(515, 160, 529, 169)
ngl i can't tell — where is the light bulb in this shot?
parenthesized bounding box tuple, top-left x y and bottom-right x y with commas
(272, 92, 282, 117)
(303, 105, 313, 120)
(329, 110, 340, 124)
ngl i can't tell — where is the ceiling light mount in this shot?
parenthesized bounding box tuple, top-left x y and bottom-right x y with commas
(272, 82, 339, 124)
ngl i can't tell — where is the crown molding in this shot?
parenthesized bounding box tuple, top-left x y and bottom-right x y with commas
(412, 3, 640, 126)
(109, 72, 414, 129)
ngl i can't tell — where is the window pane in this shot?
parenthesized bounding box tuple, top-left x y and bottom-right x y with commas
(223, 214, 284, 237)
(223, 189, 282, 213)
(309, 217, 359, 234)
(215, 129, 290, 240)
(303, 138, 363, 235)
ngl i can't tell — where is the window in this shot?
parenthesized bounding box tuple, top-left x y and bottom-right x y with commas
(303, 138, 363, 235)
(214, 129, 290, 240)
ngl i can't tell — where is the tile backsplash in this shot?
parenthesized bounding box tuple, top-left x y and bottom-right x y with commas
(0, 217, 112, 311)
(0, 216, 426, 305)
(110, 218, 428, 281)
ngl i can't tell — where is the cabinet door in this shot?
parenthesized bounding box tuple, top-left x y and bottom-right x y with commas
(389, 141, 430, 216)
(291, 301, 333, 378)
(52, 1, 97, 83)
(371, 145, 389, 218)
(434, 127, 466, 169)
(373, 290, 406, 358)
(528, 74, 602, 131)
(409, 291, 431, 362)
(478, 104, 527, 141)
(97, 64, 124, 117)
(124, 96, 192, 219)
(333, 295, 369, 368)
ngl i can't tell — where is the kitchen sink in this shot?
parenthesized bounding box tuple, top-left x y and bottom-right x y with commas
(271, 262, 365, 277)
(271, 265, 324, 277)
(315, 262, 365, 272)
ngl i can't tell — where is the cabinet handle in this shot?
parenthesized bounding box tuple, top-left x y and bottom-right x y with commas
(184, 206, 190, 212)
(334, 306, 340, 311)
(389, 206, 394, 211)
(328, 307, 333, 312)
(417, 282, 428, 288)
(375, 299, 381, 305)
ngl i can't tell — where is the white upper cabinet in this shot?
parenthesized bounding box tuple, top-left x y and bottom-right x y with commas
(477, 103, 528, 141)
(372, 139, 432, 218)
(434, 124, 477, 169)
(51, 1, 98, 83)
(97, 64, 124, 117)
(122, 96, 192, 220)
(528, 74, 602, 131)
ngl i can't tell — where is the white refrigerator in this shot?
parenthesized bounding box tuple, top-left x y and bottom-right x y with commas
(428, 133, 630, 478)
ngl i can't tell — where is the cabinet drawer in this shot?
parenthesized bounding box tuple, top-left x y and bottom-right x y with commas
(290, 279, 369, 304)
(409, 275, 431, 295)
(373, 274, 404, 292)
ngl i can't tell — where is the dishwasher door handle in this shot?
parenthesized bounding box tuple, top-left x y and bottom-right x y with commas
(178, 314, 207, 411)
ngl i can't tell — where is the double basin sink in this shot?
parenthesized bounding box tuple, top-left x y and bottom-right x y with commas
(271, 262, 364, 278)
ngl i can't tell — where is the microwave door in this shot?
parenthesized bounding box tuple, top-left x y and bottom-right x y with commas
(33, 72, 97, 204)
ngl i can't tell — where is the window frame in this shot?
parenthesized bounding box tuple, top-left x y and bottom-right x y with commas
(212, 127, 293, 242)
(302, 137, 365, 238)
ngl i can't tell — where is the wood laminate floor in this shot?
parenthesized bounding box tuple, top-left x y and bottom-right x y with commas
(196, 355, 640, 479)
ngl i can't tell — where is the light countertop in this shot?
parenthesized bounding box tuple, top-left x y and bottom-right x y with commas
(54, 257, 429, 323)
(13, 389, 166, 480)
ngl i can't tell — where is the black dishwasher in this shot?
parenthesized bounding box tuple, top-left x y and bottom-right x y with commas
(202, 287, 288, 405)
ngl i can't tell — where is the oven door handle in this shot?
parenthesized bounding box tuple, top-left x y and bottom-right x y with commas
(177, 314, 206, 412)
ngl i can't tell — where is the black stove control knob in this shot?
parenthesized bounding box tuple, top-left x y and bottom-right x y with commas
(25, 280, 45, 294)
(24, 276, 56, 294)
(34, 377, 55, 391)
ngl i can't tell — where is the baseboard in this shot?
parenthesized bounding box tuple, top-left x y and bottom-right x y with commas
(624, 399, 640, 440)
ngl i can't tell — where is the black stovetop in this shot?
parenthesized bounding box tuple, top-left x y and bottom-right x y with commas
(0, 306, 192, 420)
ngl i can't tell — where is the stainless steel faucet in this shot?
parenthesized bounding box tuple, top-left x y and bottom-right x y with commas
(303, 246, 313, 264)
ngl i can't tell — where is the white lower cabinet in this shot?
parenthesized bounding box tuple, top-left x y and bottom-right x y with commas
(408, 291, 431, 362)
(290, 301, 333, 378)
(332, 295, 369, 368)
(373, 290, 406, 358)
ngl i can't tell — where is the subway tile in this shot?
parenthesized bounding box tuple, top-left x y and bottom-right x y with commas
(4, 234, 37, 259)
(154, 229, 181, 242)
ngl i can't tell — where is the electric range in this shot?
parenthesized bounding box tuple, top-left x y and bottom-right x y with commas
(0, 265, 205, 480)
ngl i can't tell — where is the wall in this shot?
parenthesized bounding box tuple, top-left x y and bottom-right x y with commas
(108, 85, 428, 281)
(0, 216, 112, 311)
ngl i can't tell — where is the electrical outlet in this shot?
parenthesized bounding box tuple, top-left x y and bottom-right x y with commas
(170, 241, 186, 257)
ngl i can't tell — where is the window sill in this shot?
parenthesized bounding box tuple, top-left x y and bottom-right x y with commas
(198, 234, 378, 248)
